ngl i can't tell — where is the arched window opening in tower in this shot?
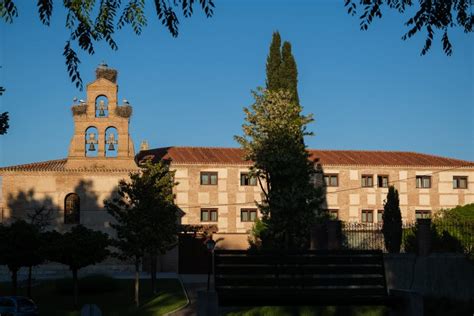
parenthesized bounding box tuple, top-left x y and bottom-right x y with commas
(95, 95, 109, 118)
(105, 127, 118, 157)
(85, 126, 99, 157)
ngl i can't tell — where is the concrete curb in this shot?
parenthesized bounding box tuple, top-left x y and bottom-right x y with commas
(163, 276, 190, 316)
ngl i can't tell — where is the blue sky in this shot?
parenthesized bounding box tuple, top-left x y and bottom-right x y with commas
(1, 0, 473, 166)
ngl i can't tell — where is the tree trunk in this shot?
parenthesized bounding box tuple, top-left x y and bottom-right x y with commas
(72, 268, 79, 308)
(135, 258, 140, 307)
(11, 268, 18, 296)
(150, 253, 157, 294)
(27, 265, 32, 298)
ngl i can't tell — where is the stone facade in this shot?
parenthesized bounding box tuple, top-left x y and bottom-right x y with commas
(0, 66, 473, 255)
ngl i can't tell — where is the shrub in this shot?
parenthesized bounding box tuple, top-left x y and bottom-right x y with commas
(55, 274, 119, 295)
(402, 224, 464, 254)
(248, 218, 267, 250)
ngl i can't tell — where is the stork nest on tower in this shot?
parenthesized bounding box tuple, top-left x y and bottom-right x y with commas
(96, 67, 117, 83)
(71, 104, 87, 116)
(115, 105, 133, 118)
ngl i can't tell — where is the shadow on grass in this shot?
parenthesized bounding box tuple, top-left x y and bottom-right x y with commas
(0, 277, 186, 316)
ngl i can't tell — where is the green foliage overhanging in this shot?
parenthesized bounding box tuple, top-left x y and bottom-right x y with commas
(0, 0, 215, 90)
(345, 0, 473, 56)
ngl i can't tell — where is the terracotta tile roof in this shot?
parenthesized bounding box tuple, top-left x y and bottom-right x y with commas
(0, 159, 68, 172)
(2, 147, 473, 172)
(138, 146, 474, 168)
(0, 158, 137, 172)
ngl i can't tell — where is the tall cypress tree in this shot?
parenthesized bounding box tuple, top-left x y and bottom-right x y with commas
(382, 186, 403, 253)
(265, 32, 299, 105)
(266, 31, 282, 91)
(280, 41, 299, 104)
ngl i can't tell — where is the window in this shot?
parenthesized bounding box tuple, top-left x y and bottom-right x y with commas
(377, 175, 389, 188)
(416, 176, 431, 188)
(200, 172, 218, 185)
(453, 176, 468, 189)
(361, 175, 374, 187)
(377, 210, 384, 223)
(361, 210, 374, 223)
(240, 173, 257, 186)
(201, 209, 218, 222)
(64, 193, 80, 224)
(241, 209, 257, 222)
(324, 174, 339, 187)
(415, 210, 431, 219)
(327, 209, 339, 219)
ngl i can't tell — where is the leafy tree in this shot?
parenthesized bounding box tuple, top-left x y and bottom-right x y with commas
(235, 88, 324, 250)
(42, 225, 110, 307)
(105, 159, 180, 306)
(0, 0, 215, 90)
(382, 186, 402, 253)
(345, 0, 473, 56)
(434, 203, 474, 222)
(265, 32, 299, 104)
(0, 220, 41, 296)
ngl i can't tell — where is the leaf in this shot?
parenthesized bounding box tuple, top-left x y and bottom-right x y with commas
(63, 41, 83, 91)
(442, 30, 453, 56)
(37, 0, 53, 26)
(0, 0, 18, 23)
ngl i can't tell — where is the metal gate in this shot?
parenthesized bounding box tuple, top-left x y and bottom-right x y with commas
(178, 233, 210, 274)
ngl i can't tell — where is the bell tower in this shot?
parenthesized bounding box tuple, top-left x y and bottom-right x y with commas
(65, 63, 138, 170)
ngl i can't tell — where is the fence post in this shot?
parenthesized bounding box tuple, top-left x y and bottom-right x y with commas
(327, 220, 342, 250)
(416, 218, 432, 256)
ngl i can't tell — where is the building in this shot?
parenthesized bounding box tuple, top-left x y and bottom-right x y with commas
(0, 64, 138, 235)
(1, 65, 473, 251)
(136, 147, 474, 248)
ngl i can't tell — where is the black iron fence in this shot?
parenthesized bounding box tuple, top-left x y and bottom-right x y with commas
(341, 221, 474, 255)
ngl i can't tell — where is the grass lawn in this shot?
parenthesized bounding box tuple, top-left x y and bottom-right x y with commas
(224, 298, 474, 316)
(0, 277, 187, 316)
(224, 306, 388, 316)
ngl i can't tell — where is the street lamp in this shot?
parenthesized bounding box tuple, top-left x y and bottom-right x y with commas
(205, 237, 216, 292)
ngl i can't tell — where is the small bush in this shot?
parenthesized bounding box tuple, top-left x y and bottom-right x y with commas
(55, 274, 119, 295)
(402, 225, 464, 254)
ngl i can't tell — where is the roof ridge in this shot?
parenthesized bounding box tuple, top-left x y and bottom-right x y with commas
(153, 146, 473, 161)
